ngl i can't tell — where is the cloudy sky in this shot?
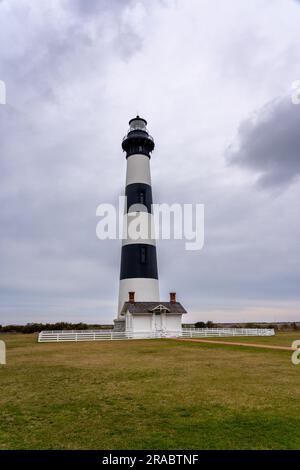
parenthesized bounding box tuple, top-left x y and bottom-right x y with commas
(0, 0, 300, 325)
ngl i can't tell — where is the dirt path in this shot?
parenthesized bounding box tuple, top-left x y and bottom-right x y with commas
(179, 338, 297, 351)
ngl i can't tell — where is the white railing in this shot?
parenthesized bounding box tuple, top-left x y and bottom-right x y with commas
(38, 330, 174, 342)
(181, 328, 275, 338)
(38, 328, 274, 343)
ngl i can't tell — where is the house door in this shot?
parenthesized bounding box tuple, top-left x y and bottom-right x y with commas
(154, 314, 162, 331)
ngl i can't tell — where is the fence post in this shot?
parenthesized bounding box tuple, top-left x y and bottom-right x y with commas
(0, 340, 6, 365)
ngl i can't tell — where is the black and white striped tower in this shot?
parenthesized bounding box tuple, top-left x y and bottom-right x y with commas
(117, 116, 159, 315)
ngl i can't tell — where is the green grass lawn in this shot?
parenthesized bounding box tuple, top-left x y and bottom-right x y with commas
(0, 333, 300, 450)
(206, 331, 299, 347)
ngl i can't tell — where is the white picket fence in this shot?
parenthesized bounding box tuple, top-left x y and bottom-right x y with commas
(38, 330, 165, 342)
(38, 328, 275, 343)
(181, 328, 274, 338)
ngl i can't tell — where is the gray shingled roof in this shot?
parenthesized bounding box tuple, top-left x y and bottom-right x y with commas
(121, 301, 187, 314)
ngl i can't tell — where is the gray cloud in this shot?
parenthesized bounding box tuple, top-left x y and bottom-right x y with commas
(67, 0, 129, 16)
(228, 98, 300, 188)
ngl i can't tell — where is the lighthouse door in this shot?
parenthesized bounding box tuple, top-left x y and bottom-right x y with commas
(154, 313, 162, 332)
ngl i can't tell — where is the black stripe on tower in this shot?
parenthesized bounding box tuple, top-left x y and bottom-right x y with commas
(120, 244, 158, 280)
(125, 183, 153, 213)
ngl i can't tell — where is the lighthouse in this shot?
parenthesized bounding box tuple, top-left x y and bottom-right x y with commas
(117, 116, 159, 313)
(114, 116, 187, 334)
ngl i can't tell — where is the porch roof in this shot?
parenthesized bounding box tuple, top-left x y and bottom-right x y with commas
(120, 301, 187, 315)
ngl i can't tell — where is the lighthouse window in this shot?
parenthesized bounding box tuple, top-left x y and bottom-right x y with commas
(140, 246, 147, 264)
(139, 190, 145, 205)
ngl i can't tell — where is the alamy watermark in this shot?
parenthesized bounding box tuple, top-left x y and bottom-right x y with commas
(0, 80, 6, 105)
(96, 197, 204, 251)
(291, 340, 300, 365)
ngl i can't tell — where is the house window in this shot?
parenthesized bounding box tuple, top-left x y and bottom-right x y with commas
(140, 246, 147, 264)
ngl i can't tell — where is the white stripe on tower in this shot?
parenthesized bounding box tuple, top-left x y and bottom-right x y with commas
(126, 154, 151, 186)
(117, 116, 159, 315)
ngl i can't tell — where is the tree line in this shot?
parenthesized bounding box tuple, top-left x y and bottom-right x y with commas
(193, 321, 299, 331)
(0, 321, 298, 334)
(0, 323, 114, 334)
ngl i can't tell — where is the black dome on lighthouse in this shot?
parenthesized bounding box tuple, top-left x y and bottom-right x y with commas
(122, 115, 155, 158)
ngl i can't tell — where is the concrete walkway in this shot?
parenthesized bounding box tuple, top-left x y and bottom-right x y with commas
(179, 338, 297, 351)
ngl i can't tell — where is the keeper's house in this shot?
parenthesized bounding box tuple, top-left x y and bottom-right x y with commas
(116, 292, 187, 334)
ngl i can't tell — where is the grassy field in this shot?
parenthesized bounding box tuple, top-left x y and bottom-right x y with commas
(207, 331, 299, 347)
(0, 332, 300, 450)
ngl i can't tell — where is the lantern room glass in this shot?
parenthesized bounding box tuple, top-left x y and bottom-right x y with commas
(129, 118, 147, 132)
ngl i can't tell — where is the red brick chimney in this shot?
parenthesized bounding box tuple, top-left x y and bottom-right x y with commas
(170, 292, 176, 304)
(129, 291, 135, 304)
